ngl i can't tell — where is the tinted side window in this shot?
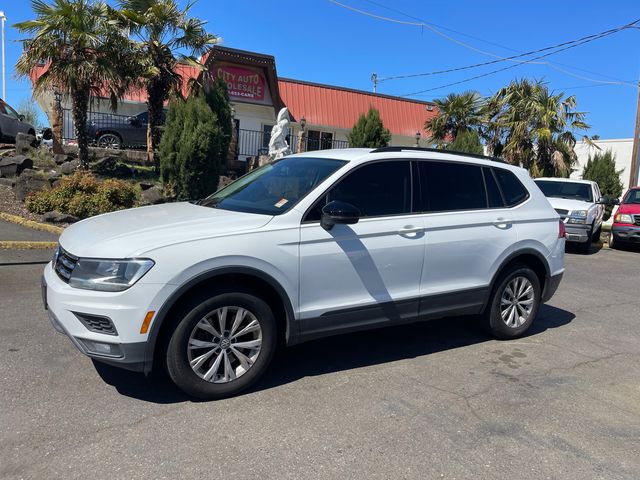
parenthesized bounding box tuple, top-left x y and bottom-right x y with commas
(305, 161, 411, 221)
(493, 168, 529, 206)
(483, 167, 505, 208)
(419, 161, 486, 212)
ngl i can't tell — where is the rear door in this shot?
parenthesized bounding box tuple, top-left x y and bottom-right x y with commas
(417, 161, 519, 315)
(0, 101, 19, 139)
(298, 160, 425, 336)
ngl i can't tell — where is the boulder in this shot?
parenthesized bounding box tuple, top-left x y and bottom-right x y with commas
(15, 133, 38, 154)
(43, 211, 79, 224)
(112, 162, 133, 177)
(91, 156, 118, 175)
(0, 155, 33, 177)
(54, 154, 73, 165)
(140, 185, 164, 205)
(0, 177, 14, 187)
(60, 160, 80, 175)
(13, 169, 52, 201)
(139, 182, 154, 191)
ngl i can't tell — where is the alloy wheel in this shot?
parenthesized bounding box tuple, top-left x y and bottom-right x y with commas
(97, 134, 121, 149)
(500, 276, 534, 328)
(187, 306, 263, 383)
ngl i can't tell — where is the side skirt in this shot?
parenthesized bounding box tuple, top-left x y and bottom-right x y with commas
(294, 287, 488, 345)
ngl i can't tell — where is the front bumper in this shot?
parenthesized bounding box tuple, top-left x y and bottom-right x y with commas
(564, 223, 591, 243)
(612, 225, 640, 244)
(42, 262, 165, 372)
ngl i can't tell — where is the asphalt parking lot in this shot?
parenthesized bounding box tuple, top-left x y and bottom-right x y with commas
(1, 245, 639, 480)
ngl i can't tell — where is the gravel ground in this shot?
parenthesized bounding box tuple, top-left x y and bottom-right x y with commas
(0, 185, 43, 222)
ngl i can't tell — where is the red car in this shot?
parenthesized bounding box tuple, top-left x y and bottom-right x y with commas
(611, 187, 640, 248)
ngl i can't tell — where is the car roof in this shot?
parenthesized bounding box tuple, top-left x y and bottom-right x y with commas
(535, 177, 595, 185)
(288, 147, 522, 171)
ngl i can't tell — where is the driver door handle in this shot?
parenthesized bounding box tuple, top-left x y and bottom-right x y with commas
(398, 225, 423, 237)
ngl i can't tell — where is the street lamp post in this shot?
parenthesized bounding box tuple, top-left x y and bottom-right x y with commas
(415, 131, 421, 147)
(0, 11, 6, 101)
(297, 115, 306, 153)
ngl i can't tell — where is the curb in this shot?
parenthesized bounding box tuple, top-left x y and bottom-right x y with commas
(0, 212, 64, 235)
(0, 241, 58, 250)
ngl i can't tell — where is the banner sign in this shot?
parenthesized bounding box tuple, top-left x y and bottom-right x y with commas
(216, 65, 266, 101)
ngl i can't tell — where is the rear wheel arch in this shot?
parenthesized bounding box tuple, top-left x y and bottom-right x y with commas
(145, 267, 295, 374)
(485, 249, 549, 312)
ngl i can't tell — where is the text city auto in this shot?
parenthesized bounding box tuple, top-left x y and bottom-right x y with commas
(217, 68, 264, 98)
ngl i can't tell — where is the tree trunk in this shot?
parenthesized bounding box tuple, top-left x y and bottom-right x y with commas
(71, 89, 90, 169)
(146, 80, 166, 170)
(50, 98, 65, 155)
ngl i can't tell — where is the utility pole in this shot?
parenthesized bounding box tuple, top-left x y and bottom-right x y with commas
(0, 11, 5, 101)
(630, 80, 640, 187)
(371, 73, 377, 94)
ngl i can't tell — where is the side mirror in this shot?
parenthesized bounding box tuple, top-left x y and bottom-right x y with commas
(18, 114, 25, 121)
(41, 127, 53, 141)
(321, 201, 360, 231)
(127, 116, 139, 126)
(598, 196, 619, 206)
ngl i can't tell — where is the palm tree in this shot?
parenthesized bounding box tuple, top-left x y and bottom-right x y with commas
(116, 0, 219, 164)
(425, 91, 484, 147)
(485, 79, 589, 177)
(15, 0, 136, 168)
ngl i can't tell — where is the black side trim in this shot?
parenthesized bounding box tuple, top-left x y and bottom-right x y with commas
(143, 267, 296, 374)
(297, 287, 487, 344)
(542, 272, 563, 303)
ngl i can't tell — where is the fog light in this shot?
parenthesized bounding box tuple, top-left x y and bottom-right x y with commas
(76, 338, 123, 358)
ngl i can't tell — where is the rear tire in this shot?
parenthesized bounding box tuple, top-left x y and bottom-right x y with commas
(483, 264, 541, 339)
(97, 133, 122, 149)
(166, 291, 277, 399)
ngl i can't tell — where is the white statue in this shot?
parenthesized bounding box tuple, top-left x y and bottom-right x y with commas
(268, 107, 291, 160)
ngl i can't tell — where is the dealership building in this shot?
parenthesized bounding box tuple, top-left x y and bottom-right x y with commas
(30, 46, 439, 161)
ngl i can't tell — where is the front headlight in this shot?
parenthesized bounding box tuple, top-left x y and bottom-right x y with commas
(571, 210, 588, 218)
(68, 258, 154, 292)
(615, 213, 634, 224)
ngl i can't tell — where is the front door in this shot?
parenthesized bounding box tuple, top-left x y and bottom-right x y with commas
(298, 160, 425, 338)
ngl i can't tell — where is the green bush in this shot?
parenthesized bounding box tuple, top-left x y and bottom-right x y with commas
(582, 149, 624, 220)
(445, 129, 484, 155)
(26, 171, 139, 218)
(347, 108, 391, 148)
(160, 79, 231, 201)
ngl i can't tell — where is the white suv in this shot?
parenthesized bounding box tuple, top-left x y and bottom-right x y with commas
(43, 148, 565, 399)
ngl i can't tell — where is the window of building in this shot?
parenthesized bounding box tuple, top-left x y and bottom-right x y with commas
(262, 124, 273, 150)
(306, 130, 334, 151)
(305, 161, 411, 221)
(418, 161, 487, 212)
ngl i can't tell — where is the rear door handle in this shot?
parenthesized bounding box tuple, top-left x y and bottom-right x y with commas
(398, 225, 423, 237)
(493, 217, 512, 228)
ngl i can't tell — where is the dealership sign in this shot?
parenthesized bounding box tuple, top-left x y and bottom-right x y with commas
(216, 66, 266, 101)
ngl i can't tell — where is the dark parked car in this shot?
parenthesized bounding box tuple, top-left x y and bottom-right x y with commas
(87, 111, 165, 149)
(0, 99, 36, 142)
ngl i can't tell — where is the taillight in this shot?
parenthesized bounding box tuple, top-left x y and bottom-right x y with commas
(558, 219, 566, 238)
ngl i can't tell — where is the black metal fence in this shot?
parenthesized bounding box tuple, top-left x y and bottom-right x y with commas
(63, 109, 350, 155)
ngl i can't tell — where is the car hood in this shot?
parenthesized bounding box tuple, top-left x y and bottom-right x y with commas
(59, 202, 273, 258)
(543, 197, 593, 212)
(617, 203, 640, 214)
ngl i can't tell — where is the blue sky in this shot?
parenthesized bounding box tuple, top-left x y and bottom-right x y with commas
(2, 0, 639, 138)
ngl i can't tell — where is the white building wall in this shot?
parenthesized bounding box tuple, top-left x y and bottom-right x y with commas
(572, 138, 637, 192)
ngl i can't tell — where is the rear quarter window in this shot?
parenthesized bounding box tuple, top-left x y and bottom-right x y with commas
(493, 168, 529, 206)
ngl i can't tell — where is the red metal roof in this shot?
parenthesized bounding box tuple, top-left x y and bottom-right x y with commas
(278, 78, 437, 137)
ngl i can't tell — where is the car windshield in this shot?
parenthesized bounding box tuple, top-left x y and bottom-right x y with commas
(198, 157, 347, 215)
(622, 189, 640, 204)
(535, 180, 593, 202)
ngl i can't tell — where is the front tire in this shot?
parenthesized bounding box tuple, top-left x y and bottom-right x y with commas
(97, 133, 122, 149)
(166, 291, 277, 399)
(483, 264, 541, 339)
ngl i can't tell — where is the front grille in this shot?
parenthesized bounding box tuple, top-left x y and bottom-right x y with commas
(74, 313, 118, 335)
(54, 247, 78, 283)
(634, 215, 640, 226)
(555, 208, 569, 216)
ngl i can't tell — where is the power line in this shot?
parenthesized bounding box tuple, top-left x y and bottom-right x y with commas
(400, 25, 639, 97)
(329, 0, 638, 87)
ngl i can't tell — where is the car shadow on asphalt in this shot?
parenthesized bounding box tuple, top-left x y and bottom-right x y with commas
(92, 304, 575, 404)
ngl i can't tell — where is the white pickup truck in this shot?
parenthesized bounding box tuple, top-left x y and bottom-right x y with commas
(534, 177, 613, 254)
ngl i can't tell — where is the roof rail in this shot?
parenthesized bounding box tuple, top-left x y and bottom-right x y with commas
(369, 146, 505, 163)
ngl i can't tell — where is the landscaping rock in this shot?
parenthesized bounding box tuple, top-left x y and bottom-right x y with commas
(43, 211, 79, 224)
(15, 133, 38, 154)
(54, 154, 73, 165)
(140, 185, 164, 205)
(91, 156, 118, 175)
(113, 162, 133, 177)
(13, 169, 52, 201)
(60, 160, 80, 175)
(0, 177, 14, 187)
(0, 155, 33, 177)
(139, 182, 154, 191)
